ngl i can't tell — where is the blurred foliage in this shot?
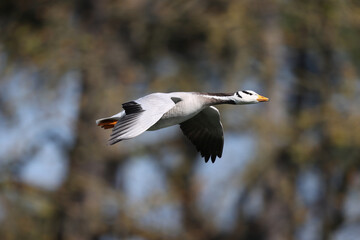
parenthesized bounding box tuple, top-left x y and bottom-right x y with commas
(1, 0, 360, 239)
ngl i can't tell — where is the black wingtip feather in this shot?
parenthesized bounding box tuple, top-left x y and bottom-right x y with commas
(122, 101, 144, 115)
(108, 138, 122, 145)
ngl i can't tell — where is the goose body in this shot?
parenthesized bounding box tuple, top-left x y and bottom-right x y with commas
(96, 91, 269, 163)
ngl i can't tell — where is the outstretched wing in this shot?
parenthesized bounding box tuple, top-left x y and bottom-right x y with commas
(180, 106, 224, 163)
(109, 93, 179, 145)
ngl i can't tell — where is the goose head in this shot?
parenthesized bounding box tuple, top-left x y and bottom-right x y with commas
(234, 90, 269, 104)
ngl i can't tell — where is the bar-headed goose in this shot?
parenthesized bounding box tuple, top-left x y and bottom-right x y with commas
(96, 90, 269, 163)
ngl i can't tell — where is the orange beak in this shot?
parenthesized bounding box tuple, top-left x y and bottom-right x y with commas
(257, 95, 269, 102)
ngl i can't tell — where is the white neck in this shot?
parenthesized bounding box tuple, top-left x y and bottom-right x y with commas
(199, 93, 237, 105)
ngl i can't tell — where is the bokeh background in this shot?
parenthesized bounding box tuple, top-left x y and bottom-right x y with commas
(1, 0, 360, 239)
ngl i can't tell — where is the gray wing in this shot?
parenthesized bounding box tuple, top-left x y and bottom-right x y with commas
(109, 93, 179, 145)
(180, 106, 224, 163)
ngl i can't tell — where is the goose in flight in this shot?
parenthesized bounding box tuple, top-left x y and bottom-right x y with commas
(96, 90, 269, 163)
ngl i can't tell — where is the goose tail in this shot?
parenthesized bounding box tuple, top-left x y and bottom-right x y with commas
(96, 117, 119, 129)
